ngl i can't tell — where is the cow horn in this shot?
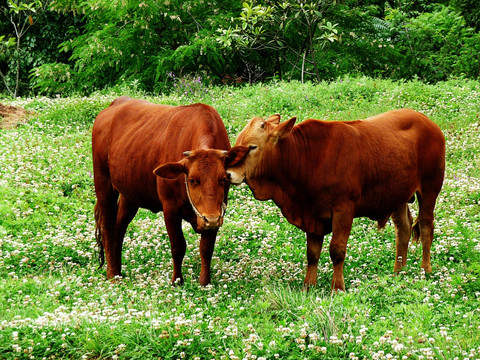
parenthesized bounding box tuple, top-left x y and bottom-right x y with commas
(221, 150, 228, 155)
(183, 151, 192, 157)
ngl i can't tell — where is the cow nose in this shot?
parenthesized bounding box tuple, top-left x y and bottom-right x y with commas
(203, 215, 223, 229)
(226, 170, 243, 185)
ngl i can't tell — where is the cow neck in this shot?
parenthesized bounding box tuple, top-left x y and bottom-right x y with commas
(184, 174, 226, 220)
(252, 135, 302, 200)
(266, 137, 295, 180)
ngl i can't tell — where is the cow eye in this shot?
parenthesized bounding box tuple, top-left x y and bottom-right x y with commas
(259, 121, 265, 129)
(249, 145, 258, 151)
(188, 178, 199, 185)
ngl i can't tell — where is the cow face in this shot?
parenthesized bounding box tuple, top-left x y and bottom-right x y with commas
(226, 115, 297, 184)
(153, 149, 230, 231)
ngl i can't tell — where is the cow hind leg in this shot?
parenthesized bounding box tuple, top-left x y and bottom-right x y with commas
(108, 195, 138, 279)
(391, 202, 413, 272)
(416, 191, 438, 273)
(94, 188, 119, 279)
(304, 233, 325, 289)
(329, 205, 354, 292)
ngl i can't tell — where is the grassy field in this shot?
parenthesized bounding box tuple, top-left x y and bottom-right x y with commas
(1, 77, 479, 359)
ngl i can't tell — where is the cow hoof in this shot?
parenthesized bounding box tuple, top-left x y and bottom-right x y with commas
(108, 275, 123, 283)
(199, 278, 211, 287)
(171, 277, 184, 286)
(421, 264, 432, 273)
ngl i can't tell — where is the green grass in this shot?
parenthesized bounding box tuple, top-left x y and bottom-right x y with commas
(1, 77, 480, 359)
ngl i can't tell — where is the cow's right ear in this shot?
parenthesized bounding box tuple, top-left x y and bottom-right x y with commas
(153, 161, 187, 179)
(225, 146, 250, 167)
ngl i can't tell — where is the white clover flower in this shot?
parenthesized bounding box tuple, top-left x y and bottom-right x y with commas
(393, 342, 404, 352)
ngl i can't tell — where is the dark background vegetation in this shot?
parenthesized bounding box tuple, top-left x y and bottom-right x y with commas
(1, 0, 480, 97)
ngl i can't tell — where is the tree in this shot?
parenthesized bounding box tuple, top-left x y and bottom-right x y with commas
(1, 0, 45, 97)
(217, 0, 338, 83)
(0, 35, 16, 95)
(44, 0, 240, 94)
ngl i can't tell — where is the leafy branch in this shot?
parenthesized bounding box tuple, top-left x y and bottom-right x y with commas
(217, 0, 338, 83)
(1, 0, 46, 97)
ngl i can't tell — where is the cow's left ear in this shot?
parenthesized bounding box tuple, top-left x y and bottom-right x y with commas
(153, 161, 187, 179)
(266, 114, 281, 125)
(273, 117, 296, 140)
(225, 146, 250, 167)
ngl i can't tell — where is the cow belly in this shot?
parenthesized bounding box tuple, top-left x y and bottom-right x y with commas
(356, 186, 415, 221)
(110, 172, 163, 212)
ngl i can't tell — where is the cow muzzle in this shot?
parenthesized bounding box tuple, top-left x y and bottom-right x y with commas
(199, 213, 224, 230)
(226, 170, 245, 185)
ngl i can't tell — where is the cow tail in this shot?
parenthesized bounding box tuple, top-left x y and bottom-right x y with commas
(377, 216, 389, 230)
(409, 194, 420, 243)
(94, 203, 105, 268)
(411, 219, 420, 244)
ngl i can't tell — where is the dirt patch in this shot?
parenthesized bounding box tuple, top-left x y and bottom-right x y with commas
(0, 103, 33, 129)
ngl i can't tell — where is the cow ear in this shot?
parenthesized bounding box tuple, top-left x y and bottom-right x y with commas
(273, 117, 296, 140)
(225, 146, 250, 167)
(266, 114, 281, 125)
(153, 161, 187, 179)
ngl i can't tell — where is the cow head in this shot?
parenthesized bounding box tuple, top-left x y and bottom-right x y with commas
(153, 149, 231, 231)
(226, 114, 297, 184)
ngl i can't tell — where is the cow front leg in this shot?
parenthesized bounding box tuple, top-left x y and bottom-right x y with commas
(304, 232, 325, 288)
(199, 230, 217, 286)
(329, 206, 354, 292)
(164, 208, 186, 285)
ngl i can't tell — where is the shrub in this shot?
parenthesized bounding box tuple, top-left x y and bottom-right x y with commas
(387, 5, 480, 82)
(30, 62, 76, 95)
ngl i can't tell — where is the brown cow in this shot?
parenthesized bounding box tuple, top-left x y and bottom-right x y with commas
(226, 109, 445, 291)
(92, 96, 237, 285)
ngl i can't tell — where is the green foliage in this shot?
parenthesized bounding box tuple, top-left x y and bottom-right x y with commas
(154, 31, 227, 90)
(452, 0, 480, 31)
(387, 5, 480, 82)
(53, 0, 240, 94)
(218, 0, 339, 83)
(0, 35, 16, 61)
(29, 62, 75, 95)
(2, 0, 480, 95)
(0, 0, 44, 97)
(0, 1, 80, 96)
